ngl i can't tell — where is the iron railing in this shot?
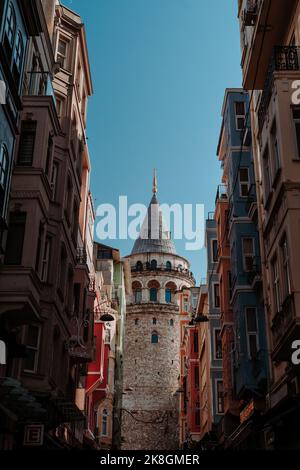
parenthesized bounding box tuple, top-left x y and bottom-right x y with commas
(258, 46, 300, 132)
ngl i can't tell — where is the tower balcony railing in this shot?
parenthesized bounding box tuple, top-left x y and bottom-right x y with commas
(258, 46, 300, 132)
(131, 262, 195, 282)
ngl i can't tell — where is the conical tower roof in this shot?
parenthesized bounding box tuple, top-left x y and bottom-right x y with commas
(131, 172, 176, 255)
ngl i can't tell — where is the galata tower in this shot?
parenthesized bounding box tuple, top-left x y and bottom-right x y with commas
(121, 173, 195, 450)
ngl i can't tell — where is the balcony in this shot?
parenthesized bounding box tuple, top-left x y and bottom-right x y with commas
(258, 46, 300, 132)
(23, 71, 56, 104)
(76, 247, 87, 265)
(271, 294, 300, 361)
(241, 0, 298, 90)
(131, 262, 195, 282)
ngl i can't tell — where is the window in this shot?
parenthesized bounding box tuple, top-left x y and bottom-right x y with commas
(5, 212, 26, 265)
(165, 288, 172, 303)
(134, 289, 142, 304)
(151, 332, 158, 344)
(242, 238, 254, 272)
(239, 168, 249, 197)
(216, 380, 224, 414)
(150, 259, 157, 270)
(194, 366, 199, 388)
(18, 121, 37, 166)
(13, 31, 24, 85)
(58, 245, 67, 297)
(166, 261, 172, 271)
(212, 239, 218, 262)
(195, 403, 201, 426)
(213, 283, 220, 308)
(50, 161, 58, 199)
(23, 325, 41, 373)
(183, 297, 189, 312)
(170, 319, 174, 327)
(272, 257, 281, 313)
(45, 135, 53, 177)
(0, 144, 9, 215)
(136, 261, 143, 271)
(281, 237, 291, 300)
(152, 318, 157, 325)
(193, 332, 199, 353)
(214, 329, 222, 359)
(293, 108, 300, 158)
(263, 146, 272, 201)
(4, 3, 16, 53)
(150, 287, 157, 302)
(235, 101, 246, 130)
(57, 37, 69, 70)
(271, 120, 281, 176)
(246, 307, 259, 359)
(101, 410, 108, 436)
(41, 237, 51, 282)
(134, 318, 139, 325)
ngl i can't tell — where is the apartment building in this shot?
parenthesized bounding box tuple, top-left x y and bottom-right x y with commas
(0, 0, 95, 449)
(238, 0, 300, 449)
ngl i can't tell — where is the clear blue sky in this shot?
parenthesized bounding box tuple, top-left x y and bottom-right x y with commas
(66, 0, 242, 283)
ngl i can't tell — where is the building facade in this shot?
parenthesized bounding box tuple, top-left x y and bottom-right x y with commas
(0, 0, 96, 449)
(237, 0, 300, 449)
(216, 88, 269, 448)
(121, 179, 195, 450)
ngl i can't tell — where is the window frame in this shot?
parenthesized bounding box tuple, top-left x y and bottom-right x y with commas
(23, 324, 41, 374)
(234, 101, 246, 131)
(239, 167, 250, 197)
(245, 307, 259, 360)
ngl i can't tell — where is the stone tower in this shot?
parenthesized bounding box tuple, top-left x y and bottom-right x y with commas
(121, 174, 195, 450)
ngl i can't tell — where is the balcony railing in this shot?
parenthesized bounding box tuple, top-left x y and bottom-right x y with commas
(76, 247, 87, 265)
(23, 71, 56, 104)
(131, 262, 195, 282)
(258, 46, 300, 132)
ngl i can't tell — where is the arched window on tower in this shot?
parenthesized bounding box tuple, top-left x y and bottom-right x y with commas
(150, 259, 157, 270)
(150, 288, 157, 302)
(132, 281, 142, 304)
(136, 261, 143, 272)
(165, 289, 172, 304)
(165, 282, 176, 304)
(166, 261, 172, 271)
(148, 280, 160, 303)
(151, 332, 158, 344)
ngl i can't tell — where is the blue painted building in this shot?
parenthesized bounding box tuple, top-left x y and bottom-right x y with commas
(205, 215, 224, 428)
(217, 88, 269, 448)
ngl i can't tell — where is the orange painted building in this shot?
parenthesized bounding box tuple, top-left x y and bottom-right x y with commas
(215, 184, 240, 440)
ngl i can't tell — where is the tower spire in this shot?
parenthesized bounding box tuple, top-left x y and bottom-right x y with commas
(153, 169, 157, 194)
